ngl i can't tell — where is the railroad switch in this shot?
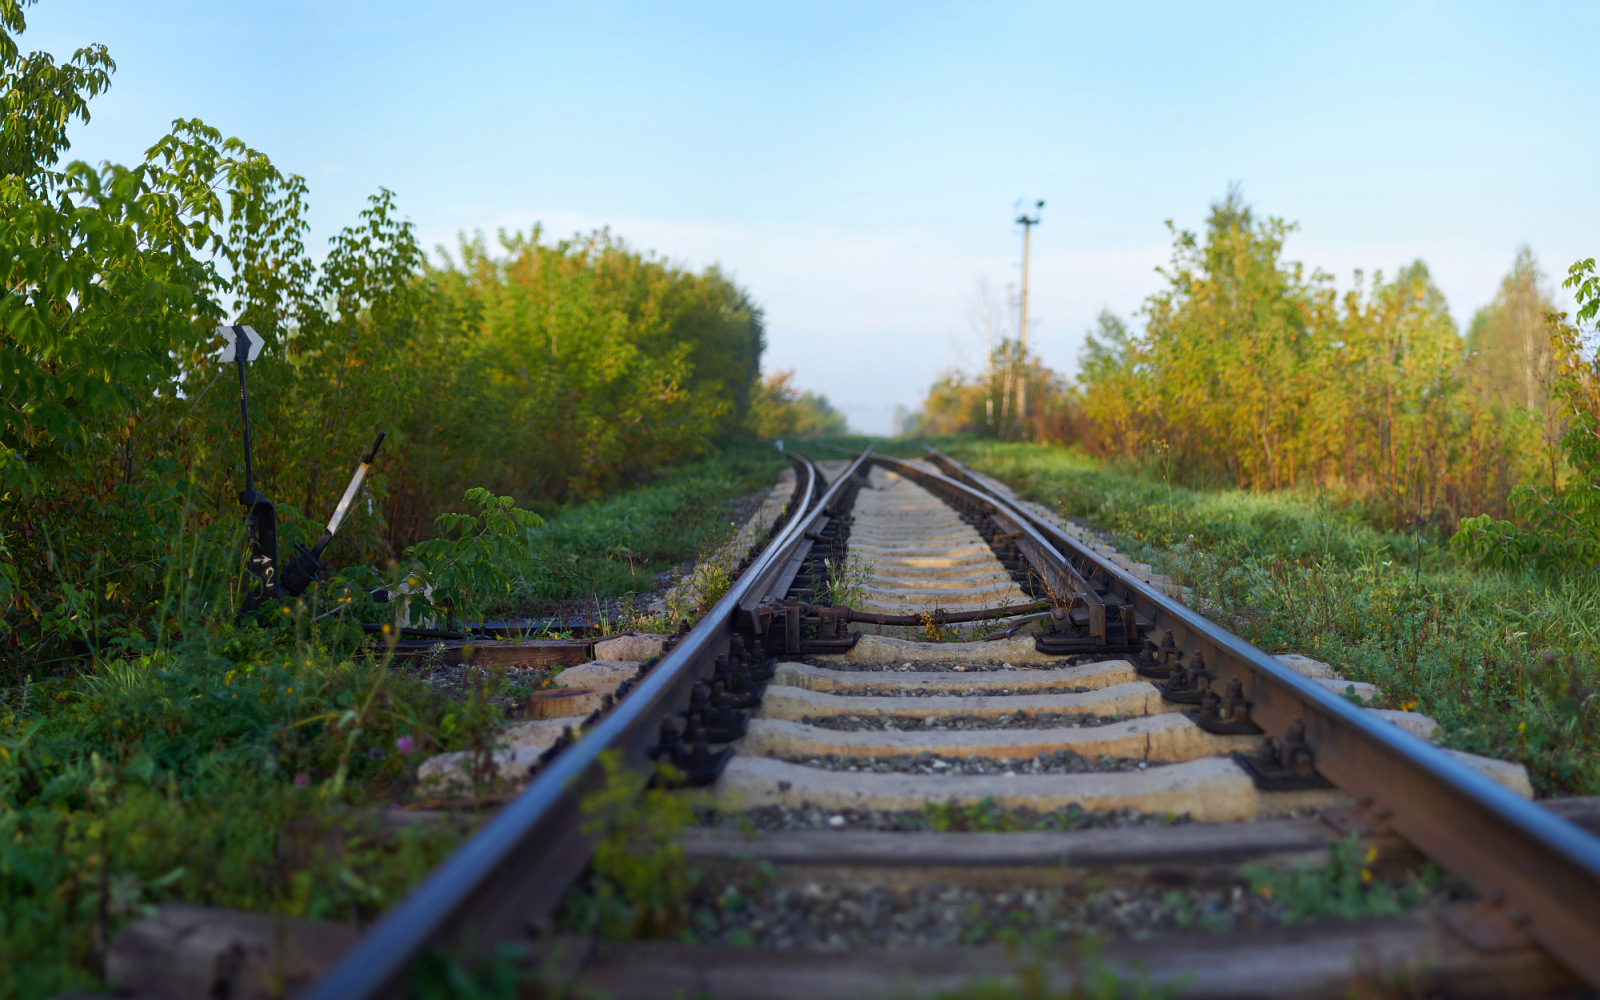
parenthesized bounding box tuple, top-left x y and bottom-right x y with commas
(650, 636, 776, 786)
(221, 324, 386, 615)
(719, 654, 766, 710)
(769, 600, 862, 655)
(703, 681, 748, 743)
(1120, 604, 1140, 643)
(729, 634, 775, 684)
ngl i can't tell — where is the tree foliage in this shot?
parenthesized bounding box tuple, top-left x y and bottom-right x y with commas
(746, 368, 848, 439)
(0, 6, 773, 674)
(1466, 245, 1560, 416)
(403, 229, 764, 532)
(906, 273, 1079, 443)
(989, 185, 1600, 569)
(1069, 187, 1540, 526)
(1453, 259, 1600, 572)
(912, 341, 1076, 442)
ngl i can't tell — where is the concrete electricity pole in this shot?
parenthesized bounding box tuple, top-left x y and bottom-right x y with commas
(1014, 199, 1044, 434)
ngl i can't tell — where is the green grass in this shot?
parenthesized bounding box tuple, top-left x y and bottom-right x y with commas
(0, 442, 791, 1000)
(0, 619, 496, 1000)
(785, 434, 924, 461)
(1241, 836, 1444, 926)
(501, 441, 788, 610)
(923, 798, 1182, 832)
(931, 438, 1600, 797)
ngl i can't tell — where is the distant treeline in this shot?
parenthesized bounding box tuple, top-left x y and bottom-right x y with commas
(913, 189, 1599, 567)
(748, 368, 850, 440)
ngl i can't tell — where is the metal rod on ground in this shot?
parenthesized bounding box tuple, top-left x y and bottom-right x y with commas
(313, 430, 386, 556)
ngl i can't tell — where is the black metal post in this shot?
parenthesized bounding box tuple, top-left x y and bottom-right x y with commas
(235, 331, 255, 491)
(232, 327, 278, 612)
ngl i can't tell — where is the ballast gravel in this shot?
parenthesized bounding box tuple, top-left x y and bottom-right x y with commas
(829, 684, 1098, 698)
(683, 879, 1289, 951)
(798, 657, 1103, 674)
(796, 656, 1049, 672)
(410, 659, 550, 715)
(775, 749, 1148, 776)
(694, 802, 1189, 833)
(797, 712, 1127, 732)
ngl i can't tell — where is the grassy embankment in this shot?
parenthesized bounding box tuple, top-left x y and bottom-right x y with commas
(0, 444, 784, 1000)
(491, 442, 789, 615)
(929, 438, 1598, 798)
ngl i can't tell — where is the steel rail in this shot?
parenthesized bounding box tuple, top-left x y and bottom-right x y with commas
(304, 447, 874, 1000)
(921, 447, 1600, 988)
(867, 455, 1105, 624)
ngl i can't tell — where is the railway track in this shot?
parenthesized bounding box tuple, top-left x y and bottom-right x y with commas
(120, 448, 1600, 998)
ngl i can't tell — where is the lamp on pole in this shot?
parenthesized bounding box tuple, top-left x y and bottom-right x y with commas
(1014, 199, 1044, 434)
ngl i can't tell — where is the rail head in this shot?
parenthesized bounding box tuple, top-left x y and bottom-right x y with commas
(304, 447, 874, 1000)
(921, 445, 1600, 989)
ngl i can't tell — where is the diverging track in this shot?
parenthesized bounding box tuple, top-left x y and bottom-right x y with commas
(300, 448, 1600, 1000)
(845, 467, 1031, 619)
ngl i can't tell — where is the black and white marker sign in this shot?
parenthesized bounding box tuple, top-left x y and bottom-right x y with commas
(216, 324, 265, 364)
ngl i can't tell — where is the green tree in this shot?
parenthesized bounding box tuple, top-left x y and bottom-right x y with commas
(1454, 258, 1600, 574)
(747, 369, 848, 439)
(415, 228, 754, 516)
(1078, 309, 1137, 385)
(1129, 185, 1317, 488)
(1465, 246, 1565, 482)
(1071, 187, 1521, 522)
(1466, 246, 1560, 415)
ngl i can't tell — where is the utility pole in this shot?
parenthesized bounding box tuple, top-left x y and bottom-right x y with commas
(1014, 199, 1044, 436)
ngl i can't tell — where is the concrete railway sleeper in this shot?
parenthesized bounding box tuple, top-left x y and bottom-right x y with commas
(105, 448, 1600, 999)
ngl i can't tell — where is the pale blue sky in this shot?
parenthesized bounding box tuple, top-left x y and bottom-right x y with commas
(27, 1, 1599, 433)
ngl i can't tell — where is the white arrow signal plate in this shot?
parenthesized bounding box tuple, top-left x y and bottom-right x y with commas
(215, 324, 265, 363)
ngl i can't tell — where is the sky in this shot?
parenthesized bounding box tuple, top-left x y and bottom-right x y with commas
(25, 1, 1600, 434)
